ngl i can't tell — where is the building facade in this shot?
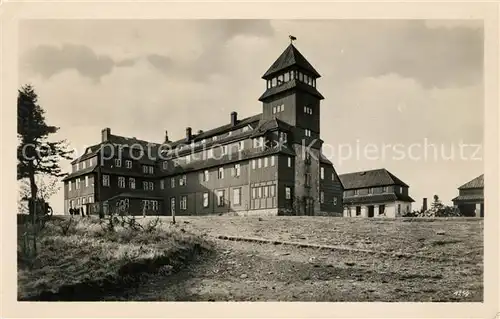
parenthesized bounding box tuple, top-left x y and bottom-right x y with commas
(452, 174, 484, 217)
(62, 43, 344, 217)
(339, 169, 415, 218)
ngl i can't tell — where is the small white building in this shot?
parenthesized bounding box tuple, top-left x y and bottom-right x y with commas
(339, 168, 414, 218)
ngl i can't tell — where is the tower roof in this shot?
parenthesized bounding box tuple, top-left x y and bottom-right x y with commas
(262, 44, 321, 79)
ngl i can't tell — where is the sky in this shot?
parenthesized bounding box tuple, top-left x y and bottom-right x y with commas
(18, 19, 484, 213)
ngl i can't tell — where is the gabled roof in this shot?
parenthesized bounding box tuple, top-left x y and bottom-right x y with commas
(452, 194, 484, 202)
(166, 113, 262, 149)
(338, 168, 409, 189)
(458, 174, 484, 189)
(251, 118, 293, 137)
(262, 44, 321, 79)
(258, 79, 324, 102)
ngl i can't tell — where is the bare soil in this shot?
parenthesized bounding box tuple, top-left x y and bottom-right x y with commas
(105, 216, 483, 302)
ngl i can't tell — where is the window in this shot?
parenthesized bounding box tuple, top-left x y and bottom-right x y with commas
(129, 178, 136, 189)
(76, 198, 80, 206)
(142, 165, 149, 174)
(102, 175, 110, 187)
(143, 181, 149, 190)
(185, 155, 191, 164)
(207, 148, 213, 159)
(263, 186, 269, 198)
(305, 129, 311, 137)
(264, 157, 268, 167)
(149, 166, 154, 174)
(118, 177, 125, 188)
(271, 77, 277, 87)
(258, 158, 262, 168)
(160, 179, 165, 190)
(68, 181, 72, 191)
(115, 159, 121, 167)
(203, 192, 209, 208)
(212, 136, 218, 141)
(354, 189, 359, 195)
(126, 160, 132, 168)
(201, 139, 206, 144)
(203, 170, 209, 182)
(252, 159, 256, 169)
(179, 175, 186, 186)
(332, 173, 335, 181)
(280, 104, 284, 112)
(221, 145, 228, 156)
(379, 204, 385, 215)
(299, 72, 303, 82)
(356, 206, 361, 216)
(320, 167, 325, 180)
(333, 197, 338, 205)
(180, 196, 187, 210)
(82, 161, 86, 169)
(82, 197, 87, 205)
(304, 106, 313, 115)
(242, 126, 249, 132)
(382, 186, 388, 193)
(270, 185, 276, 197)
(171, 178, 175, 188)
(368, 188, 373, 194)
(257, 187, 262, 198)
(149, 181, 154, 190)
(75, 178, 80, 190)
(234, 164, 240, 177)
(284, 72, 290, 82)
(252, 188, 257, 199)
(216, 190, 225, 207)
(320, 191, 324, 204)
(238, 141, 244, 151)
(287, 157, 292, 167)
(279, 132, 287, 143)
(285, 187, 291, 200)
(152, 200, 158, 211)
(233, 188, 241, 205)
(271, 156, 275, 166)
(88, 196, 94, 204)
(218, 167, 224, 179)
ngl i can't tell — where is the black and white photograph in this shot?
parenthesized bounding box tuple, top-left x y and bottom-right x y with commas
(2, 2, 499, 317)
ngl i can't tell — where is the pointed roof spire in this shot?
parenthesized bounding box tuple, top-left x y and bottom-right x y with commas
(262, 42, 321, 79)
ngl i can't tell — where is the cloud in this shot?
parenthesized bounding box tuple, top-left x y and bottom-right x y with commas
(21, 44, 138, 82)
(146, 54, 173, 73)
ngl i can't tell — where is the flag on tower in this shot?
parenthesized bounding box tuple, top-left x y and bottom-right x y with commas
(289, 35, 297, 43)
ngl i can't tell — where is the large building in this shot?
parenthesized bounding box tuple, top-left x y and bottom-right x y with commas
(62, 42, 344, 217)
(339, 168, 415, 218)
(452, 174, 484, 217)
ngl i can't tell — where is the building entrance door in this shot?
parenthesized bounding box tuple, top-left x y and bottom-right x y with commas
(368, 205, 375, 217)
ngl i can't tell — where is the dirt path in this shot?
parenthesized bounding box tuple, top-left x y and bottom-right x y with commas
(103, 238, 483, 302)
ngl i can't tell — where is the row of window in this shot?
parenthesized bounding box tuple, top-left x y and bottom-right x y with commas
(319, 192, 339, 205)
(69, 195, 94, 208)
(266, 70, 317, 89)
(304, 106, 313, 115)
(320, 167, 336, 181)
(251, 185, 276, 199)
(251, 156, 278, 169)
(72, 157, 95, 172)
(272, 104, 285, 114)
(102, 175, 155, 191)
(349, 186, 401, 196)
(68, 176, 92, 191)
(169, 188, 243, 212)
(112, 159, 155, 174)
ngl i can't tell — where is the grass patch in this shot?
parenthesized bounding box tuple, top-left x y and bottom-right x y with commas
(17, 216, 211, 300)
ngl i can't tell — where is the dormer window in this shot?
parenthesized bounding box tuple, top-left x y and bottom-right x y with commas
(277, 74, 284, 85)
(284, 72, 290, 82)
(271, 78, 277, 87)
(298, 72, 303, 82)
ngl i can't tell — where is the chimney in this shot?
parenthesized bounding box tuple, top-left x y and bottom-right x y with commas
(164, 130, 170, 143)
(231, 111, 238, 126)
(422, 198, 428, 212)
(101, 128, 111, 142)
(185, 127, 192, 141)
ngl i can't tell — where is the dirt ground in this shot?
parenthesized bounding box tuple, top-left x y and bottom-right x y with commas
(104, 217, 483, 302)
